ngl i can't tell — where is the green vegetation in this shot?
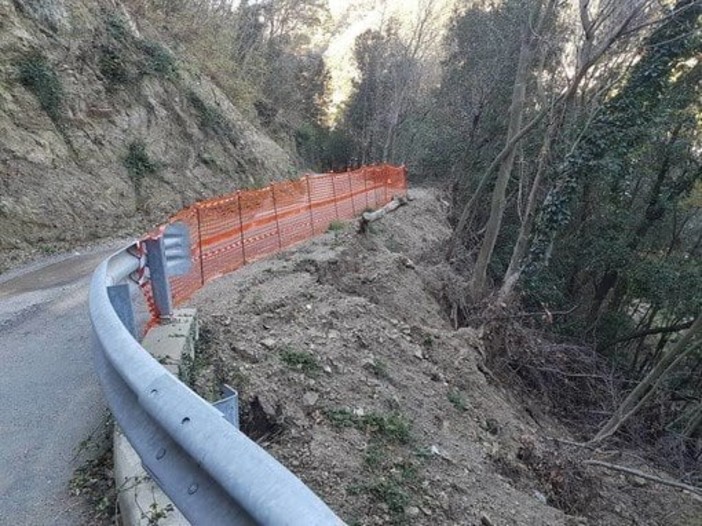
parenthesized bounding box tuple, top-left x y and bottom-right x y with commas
(279, 348, 320, 377)
(187, 91, 234, 140)
(99, 44, 130, 86)
(138, 40, 178, 78)
(366, 358, 389, 379)
(99, 14, 178, 89)
(17, 53, 63, 124)
(337, 408, 422, 524)
(447, 390, 467, 412)
(105, 13, 128, 41)
(326, 408, 411, 444)
(364, 478, 410, 515)
(327, 220, 345, 232)
(123, 140, 158, 190)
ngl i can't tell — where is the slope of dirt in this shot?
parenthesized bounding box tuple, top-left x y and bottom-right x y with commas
(189, 188, 701, 526)
(0, 0, 294, 269)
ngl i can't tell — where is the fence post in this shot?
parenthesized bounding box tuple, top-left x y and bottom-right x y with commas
(195, 206, 206, 286)
(347, 171, 356, 217)
(236, 192, 247, 265)
(384, 169, 389, 204)
(305, 176, 315, 235)
(271, 184, 283, 250)
(331, 174, 340, 220)
(363, 169, 369, 210)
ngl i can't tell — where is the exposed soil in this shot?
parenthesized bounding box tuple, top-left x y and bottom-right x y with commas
(189, 188, 701, 526)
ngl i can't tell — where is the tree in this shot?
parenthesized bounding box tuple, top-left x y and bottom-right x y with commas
(469, 0, 558, 299)
(591, 314, 702, 443)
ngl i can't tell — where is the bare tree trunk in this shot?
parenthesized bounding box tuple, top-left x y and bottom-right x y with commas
(498, 111, 557, 301)
(591, 314, 702, 443)
(450, 0, 648, 260)
(469, 0, 556, 298)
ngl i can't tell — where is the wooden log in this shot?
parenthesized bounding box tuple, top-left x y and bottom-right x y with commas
(359, 195, 409, 233)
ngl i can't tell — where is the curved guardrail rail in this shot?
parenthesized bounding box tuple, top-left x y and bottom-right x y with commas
(89, 244, 344, 525)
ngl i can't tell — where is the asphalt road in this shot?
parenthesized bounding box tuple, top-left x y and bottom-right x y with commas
(0, 244, 124, 525)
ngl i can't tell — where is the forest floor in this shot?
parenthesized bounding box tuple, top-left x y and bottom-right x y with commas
(189, 188, 701, 526)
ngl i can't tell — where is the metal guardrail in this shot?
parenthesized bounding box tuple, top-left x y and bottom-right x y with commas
(89, 238, 344, 524)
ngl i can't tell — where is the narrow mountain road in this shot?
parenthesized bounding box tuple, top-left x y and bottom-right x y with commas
(0, 243, 124, 525)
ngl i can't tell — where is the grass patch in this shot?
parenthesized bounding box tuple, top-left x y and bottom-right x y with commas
(280, 348, 320, 376)
(327, 220, 345, 232)
(123, 140, 158, 190)
(447, 389, 467, 411)
(326, 409, 412, 444)
(17, 53, 63, 124)
(355, 458, 423, 523)
(70, 412, 115, 524)
(366, 479, 410, 515)
(366, 358, 389, 379)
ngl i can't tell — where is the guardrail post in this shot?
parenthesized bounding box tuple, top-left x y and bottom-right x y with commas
(212, 384, 240, 429)
(107, 284, 137, 338)
(145, 237, 173, 319)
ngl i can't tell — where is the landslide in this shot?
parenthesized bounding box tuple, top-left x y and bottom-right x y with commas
(189, 188, 701, 526)
(0, 0, 294, 270)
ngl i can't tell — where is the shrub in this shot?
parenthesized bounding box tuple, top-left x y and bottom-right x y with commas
(17, 53, 63, 124)
(98, 45, 130, 86)
(123, 140, 158, 189)
(187, 91, 234, 139)
(139, 40, 178, 78)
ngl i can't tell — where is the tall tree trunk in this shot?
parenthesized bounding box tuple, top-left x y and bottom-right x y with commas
(499, 108, 561, 301)
(591, 314, 702, 443)
(469, 26, 533, 298)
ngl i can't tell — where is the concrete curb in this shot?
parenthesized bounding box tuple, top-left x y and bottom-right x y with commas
(113, 309, 198, 526)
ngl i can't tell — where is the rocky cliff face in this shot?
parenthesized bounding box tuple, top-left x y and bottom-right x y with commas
(0, 0, 295, 254)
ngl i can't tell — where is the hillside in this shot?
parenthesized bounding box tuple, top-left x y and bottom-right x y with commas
(0, 0, 294, 269)
(189, 189, 701, 526)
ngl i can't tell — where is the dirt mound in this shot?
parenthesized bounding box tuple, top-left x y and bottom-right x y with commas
(190, 188, 700, 525)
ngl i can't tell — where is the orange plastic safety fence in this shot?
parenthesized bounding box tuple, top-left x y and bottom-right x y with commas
(143, 164, 407, 318)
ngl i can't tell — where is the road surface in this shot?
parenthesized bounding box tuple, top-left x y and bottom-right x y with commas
(0, 243, 124, 525)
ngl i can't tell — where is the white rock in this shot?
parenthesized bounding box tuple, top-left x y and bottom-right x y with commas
(302, 392, 319, 406)
(260, 338, 276, 350)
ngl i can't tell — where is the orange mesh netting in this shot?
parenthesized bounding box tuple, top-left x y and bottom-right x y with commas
(142, 164, 407, 320)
